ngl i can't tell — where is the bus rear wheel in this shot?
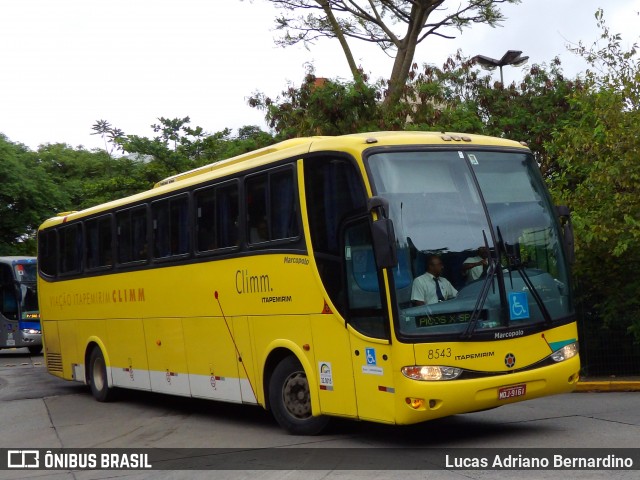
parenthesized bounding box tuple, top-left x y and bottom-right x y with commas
(269, 356, 329, 435)
(27, 346, 42, 355)
(89, 347, 114, 402)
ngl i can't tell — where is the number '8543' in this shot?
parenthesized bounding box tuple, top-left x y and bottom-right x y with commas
(428, 348, 451, 359)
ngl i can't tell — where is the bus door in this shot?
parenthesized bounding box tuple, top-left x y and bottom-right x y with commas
(0, 263, 19, 348)
(343, 219, 396, 423)
(303, 155, 394, 421)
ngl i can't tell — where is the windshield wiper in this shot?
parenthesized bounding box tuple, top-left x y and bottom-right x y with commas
(496, 226, 553, 326)
(462, 231, 497, 338)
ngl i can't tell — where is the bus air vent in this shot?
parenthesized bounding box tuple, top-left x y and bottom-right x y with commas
(46, 353, 63, 372)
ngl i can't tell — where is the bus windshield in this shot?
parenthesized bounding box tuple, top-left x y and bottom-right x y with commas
(366, 149, 573, 340)
(14, 263, 39, 314)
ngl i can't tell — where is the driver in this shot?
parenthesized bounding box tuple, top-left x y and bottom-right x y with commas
(411, 255, 457, 306)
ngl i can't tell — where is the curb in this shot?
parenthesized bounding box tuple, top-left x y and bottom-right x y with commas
(575, 381, 640, 392)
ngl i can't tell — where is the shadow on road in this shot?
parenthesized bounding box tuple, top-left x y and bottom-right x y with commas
(111, 387, 543, 445)
(0, 348, 42, 359)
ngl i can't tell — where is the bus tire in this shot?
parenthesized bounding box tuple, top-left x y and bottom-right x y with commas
(89, 347, 114, 402)
(27, 346, 42, 355)
(268, 356, 329, 435)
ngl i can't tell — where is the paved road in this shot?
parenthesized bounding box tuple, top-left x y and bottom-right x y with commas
(1, 348, 639, 480)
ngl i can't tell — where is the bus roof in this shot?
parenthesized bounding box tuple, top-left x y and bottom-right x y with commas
(39, 131, 528, 229)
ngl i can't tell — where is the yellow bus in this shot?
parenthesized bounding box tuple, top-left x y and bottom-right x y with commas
(37, 131, 579, 434)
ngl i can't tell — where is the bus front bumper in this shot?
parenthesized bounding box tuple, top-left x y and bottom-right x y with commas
(16, 330, 43, 347)
(392, 355, 580, 425)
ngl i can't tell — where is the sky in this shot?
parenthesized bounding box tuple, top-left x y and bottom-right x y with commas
(1, 0, 639, 151)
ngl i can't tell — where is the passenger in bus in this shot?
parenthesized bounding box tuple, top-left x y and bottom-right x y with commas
(462, 246, 489, 283)
(411, 255, 457, 306)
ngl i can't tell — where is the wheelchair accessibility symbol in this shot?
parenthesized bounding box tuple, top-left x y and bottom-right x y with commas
(508, 292, 530, 321)
(365, 347, 377, 366)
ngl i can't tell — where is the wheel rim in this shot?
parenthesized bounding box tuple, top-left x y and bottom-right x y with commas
(93, 356, 105, 392)
(282, 371, 311, 419)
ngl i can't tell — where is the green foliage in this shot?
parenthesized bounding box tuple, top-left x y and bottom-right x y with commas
(547, 9, 640, 343)
(1, 120, 273, 255)
(0, 135, 66, 254)
(100, 117, 275, 178)
(249, 54, 583, 180)
(404, 51, 584, 177)
(248, 69, 381, 137)
(91, 120, 125, 158)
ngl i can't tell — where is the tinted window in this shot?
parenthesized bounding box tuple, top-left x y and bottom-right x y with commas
(304, 157, 367, 315)
(86, 215, 113, 269)
(271, 170, 298, 240)
(117, 207, 148, 264)
(246, 174, 269, 243)
(59, 223, 83, 274)
(304, 158, 367, 255)
(216, 183, 239, 249)
(246, 167, 298, 245)
(39, 230, 57, 276)
(195, 182, 239, 252)
(153, 195, 190, 258)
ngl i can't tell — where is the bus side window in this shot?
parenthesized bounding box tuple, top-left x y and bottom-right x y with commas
(304, 156, 368, 317)
(195, 181, 240, 253)
(344, 220, 389, 339)
(246, 167, 298, 245)
(86, 215, 113, 269)
(117, 206, 148, 264)
(116, 210, 133, 263)
(216, 183, 239, 248)
(270, 169, 298, 240)
(59, 223, 83, 275)
(153, 195, 189, 258)
(246, 174, 269, 243)
(196, 187, 217, 251)
(38, 229, 57, 276)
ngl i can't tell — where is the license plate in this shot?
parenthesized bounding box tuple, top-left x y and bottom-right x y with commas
(498, 384, 526, 400)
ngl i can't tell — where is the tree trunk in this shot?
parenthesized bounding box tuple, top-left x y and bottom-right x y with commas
(383, 3, 427, 106)
(317, 0, 362, 82)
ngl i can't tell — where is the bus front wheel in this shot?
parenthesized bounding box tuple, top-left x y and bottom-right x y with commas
(89, 347, 114, 402)
(268, 356, 329, 435)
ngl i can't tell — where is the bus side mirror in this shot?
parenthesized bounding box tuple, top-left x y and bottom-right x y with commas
(367, 197, 398, 269)
(556, 205, 575, 264)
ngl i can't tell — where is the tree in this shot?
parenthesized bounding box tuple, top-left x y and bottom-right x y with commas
(404, 51, 584, 177)
(33, 143, 143, 210)
(249, 53, 583, 177)
(248, 67, 381, 137)
(0, 135, 66, 254)
(93, 117, 276, 184)
(91, 119, 126, 159)
(257, 0, 520, 103)
(546, 9, 640, 344)
(0, 118, 274, 255)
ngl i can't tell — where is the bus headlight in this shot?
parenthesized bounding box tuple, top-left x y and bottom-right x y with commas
(401, 365, 462, 381)
(551, 342, 579, 362)
(21, 328, 41, 335)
